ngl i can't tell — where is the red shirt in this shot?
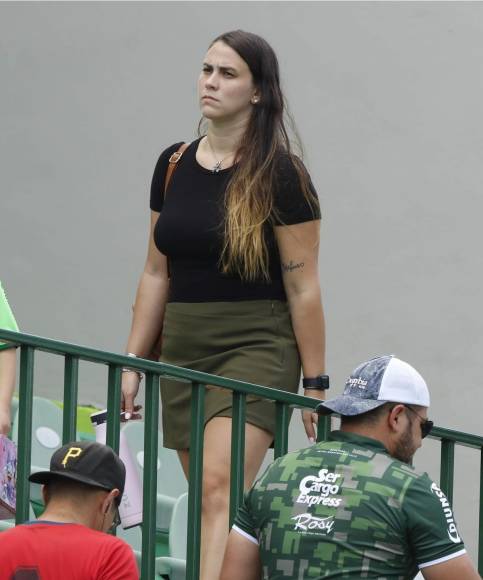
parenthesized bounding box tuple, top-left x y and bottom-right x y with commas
(0, 521, 139, 579)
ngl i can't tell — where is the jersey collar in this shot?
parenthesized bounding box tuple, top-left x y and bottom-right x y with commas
(329, 429, 391, 455)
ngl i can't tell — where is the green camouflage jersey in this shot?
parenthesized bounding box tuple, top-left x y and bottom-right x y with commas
(0, 281, 18, 351)
(233, 431, 465, 579)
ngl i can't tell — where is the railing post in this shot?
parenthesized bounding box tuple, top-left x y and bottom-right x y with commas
(229, 391, 246, 527)
(106, 364, 122, 453)
(141, 372, 160, 580)
(274, 402, 289, 458)
(317, 415, 331, 443)
(479, 448, 483, 575)
(3, 328, 483, 574)
(16, 345, 35, 524)
(62, 355, 79, 444)
(186, 382, 205, 580)
(440, 439, 455, 503)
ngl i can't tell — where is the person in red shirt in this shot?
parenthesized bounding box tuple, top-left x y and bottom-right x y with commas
(0, 440, 139, 579)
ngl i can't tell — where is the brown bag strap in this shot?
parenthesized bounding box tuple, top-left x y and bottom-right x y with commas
(164, 142, 190, 194)
(162, 142, 189, 284)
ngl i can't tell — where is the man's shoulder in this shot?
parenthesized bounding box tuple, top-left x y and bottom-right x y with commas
(0, 523, 23, 542)
(75, 525, 134, 552)
(262, 446, 322, 476)
(322, 435, 426, 479)
(347, 442, 430, 496)
(255, 438, 431, 500)
(0, 522, 132, 552)
(80, 527, 138, 577)
(401, 469, 447, 506)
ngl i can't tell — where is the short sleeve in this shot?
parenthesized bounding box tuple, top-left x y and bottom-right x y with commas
(0, 281, 19, 350)
(232, 460, 280, 545)
(149, 142, 184, 212)
(232, 488, 259, 545)
(100, 538, 139, 579)
(404, 474, 466, 569)
(272, 155, 321, 226)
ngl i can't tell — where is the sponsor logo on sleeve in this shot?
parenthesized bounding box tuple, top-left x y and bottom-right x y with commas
(296, 469, 342, 508)
(430, 482, 461, 543)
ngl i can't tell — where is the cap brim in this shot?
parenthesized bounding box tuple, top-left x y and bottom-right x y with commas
(316, 396, 388, 417)
(28, 470, 112, 492)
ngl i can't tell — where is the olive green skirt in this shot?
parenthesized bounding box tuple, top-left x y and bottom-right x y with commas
(159, 300, 301, 450)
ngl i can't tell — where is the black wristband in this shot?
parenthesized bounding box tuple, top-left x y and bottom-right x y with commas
(303, 375, 330, 390)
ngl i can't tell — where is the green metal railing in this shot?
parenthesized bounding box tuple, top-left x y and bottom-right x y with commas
(428, 424, 483, 575)
(1, 329, 482, 578)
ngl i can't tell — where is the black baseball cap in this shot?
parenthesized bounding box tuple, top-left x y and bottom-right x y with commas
(29, 441, 126, 498)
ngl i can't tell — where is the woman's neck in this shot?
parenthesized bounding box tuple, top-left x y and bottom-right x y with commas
(206, 115, 248, 155)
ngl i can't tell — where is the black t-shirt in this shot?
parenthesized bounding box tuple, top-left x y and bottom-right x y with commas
(150, 138, 320, 302)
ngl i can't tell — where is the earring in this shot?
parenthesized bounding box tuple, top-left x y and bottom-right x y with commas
(252, 97, 259, 104)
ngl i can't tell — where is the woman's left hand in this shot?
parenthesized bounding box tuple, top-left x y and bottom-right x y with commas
(301, 389, 326, 444)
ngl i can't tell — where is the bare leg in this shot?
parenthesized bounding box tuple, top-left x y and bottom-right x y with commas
(177, 417, 272, 580)
(177, 448, 189, 479)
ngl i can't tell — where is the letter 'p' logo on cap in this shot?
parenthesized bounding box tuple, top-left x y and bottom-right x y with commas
(61, 447, 83, 468)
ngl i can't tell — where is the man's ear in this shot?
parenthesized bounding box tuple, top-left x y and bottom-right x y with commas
(110, 489, 120, 505)
(387, 404, 406, 434)
(41, 484, 50, 505)
(102, 489, 120, 514)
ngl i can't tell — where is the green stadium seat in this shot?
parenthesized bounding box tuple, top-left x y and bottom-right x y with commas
(0, 504, 37, 532)
(0, 519, 13, 532)
(52, 400, 98, 439)
(121, 420, 188, 532)
(12, 396, 74, 511)
(118, 492, 188, 579)
(117, 525, 169, 577)
(155, 492, 188, 580)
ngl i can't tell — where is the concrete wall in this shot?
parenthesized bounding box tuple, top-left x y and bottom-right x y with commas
(1, 1, 482, 560)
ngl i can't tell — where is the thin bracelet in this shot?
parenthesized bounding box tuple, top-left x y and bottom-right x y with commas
(123, 353, 142, 380)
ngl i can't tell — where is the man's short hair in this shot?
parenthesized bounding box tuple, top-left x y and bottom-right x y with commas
(340, 402, 427, 429)
(43, 476, 113, 506)
(340, 402, 393, 428)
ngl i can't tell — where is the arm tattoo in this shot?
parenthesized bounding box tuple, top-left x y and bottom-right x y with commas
(282, 261, 305, 273)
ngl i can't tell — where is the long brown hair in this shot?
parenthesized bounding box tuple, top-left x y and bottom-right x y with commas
(202, 30, 318, 281)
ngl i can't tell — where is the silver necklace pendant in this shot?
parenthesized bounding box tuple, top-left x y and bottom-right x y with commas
(212, 160, 222, 174)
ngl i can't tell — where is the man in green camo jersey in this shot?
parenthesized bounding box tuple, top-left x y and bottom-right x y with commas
(221, 355, 481, 580)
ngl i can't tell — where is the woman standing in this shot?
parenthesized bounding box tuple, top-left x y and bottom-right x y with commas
(121, 30, 326, 579)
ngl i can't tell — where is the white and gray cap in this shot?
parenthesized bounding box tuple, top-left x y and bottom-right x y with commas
(317, 355, 430, 416)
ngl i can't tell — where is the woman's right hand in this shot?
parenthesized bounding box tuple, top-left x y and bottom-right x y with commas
(121, 371, 142, 420)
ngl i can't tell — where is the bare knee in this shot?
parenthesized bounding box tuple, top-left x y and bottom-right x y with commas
(202, 467, 230, 514)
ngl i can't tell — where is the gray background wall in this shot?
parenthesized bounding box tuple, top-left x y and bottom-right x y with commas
(1, 1, 482, 561)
